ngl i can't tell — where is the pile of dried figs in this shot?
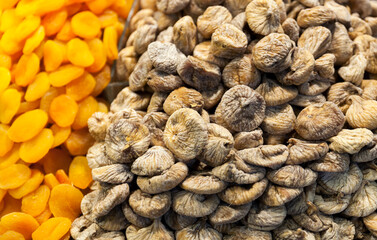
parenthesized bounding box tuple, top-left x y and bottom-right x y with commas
(71, 0, 377, 239)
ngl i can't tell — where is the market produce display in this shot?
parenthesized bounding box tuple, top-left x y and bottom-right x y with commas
(0, 0, 132, 239)
(70, 0, 377, 239)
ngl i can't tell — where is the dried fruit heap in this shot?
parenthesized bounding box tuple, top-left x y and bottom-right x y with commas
(0, 0, 132, 239)
(74, 0, 377, 239)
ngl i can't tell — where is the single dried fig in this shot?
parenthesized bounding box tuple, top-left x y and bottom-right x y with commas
(328, 128, 374, 154)
(164, 209, 197, 231)
(346, 95, 377, 130)
(172, 190, 220, 217)
(173, 16, 197, 55)
(261, 104, 296, 135)
(298, 26, 332, 59)
(286, 138, 329, 165)
(197, 6, 232, 39)
(110, 87, 151, 112)
(246, 204, 287, 231)
(309, 151, 350, 173)
(267, 165, 317, 188)
(126, 219, 174, 240)
(234, 129, 264, 150)
(261, 184, 303, 207)
(327, 82, 363, 114)
(129, 190, 171, 219)
(297, 6, 336, 28)
(237, 145, 288, 169)
(245, 0, 281, 36)
(176, 219, 222, 240)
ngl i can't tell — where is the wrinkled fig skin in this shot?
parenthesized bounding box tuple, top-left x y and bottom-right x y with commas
(73, 0, 377, 238)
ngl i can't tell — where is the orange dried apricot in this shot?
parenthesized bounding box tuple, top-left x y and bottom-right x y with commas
(66, 72, 96, 101)
(0, 54, 12, 70)
(24, 72, 50, 102)
(43, 40, 66, 72)
(50, 124, 71, 148)
(21, 185, 50, 217)
(99, 10, 118, 28)
(19, 128, 54, 163)
(55, 19, 76, 42)
(71, 11, 101, 39)
(48, 184, 83, 221)
(42, 148, 72, 175)
(34, 207, 51, 225)
(0, 144, 20, 170)
(15, 15, 41, 42)
(7, 109, 48, 142)
(72, 96, 98, 130)
(0, 230, 25, 240)
(49, 94, 78, 127)
(43, 174, 59, 190)
(67, 38, 95, 67)
(0, 164, 31, 189)
(64, 128, 95, 156)
(14, 53, 40, 87)
(23, 26, 45, 55)
(86, 38, 107, 73)
(0, 9, 22, 33)
(55, 170, 71, 184)
(0, 88, 22, 124)
(69, 156, 92, 189)
(49, 64, 84, 87)
(0, 67, 11, 94)
(0, 124, 13, 157)
(0, 194, 21, 217)
(0, 212, 39, 240)
(15, 0, 38, 17)
(8, 169, 44, 199)
(111, 0, 133, 18)
(103, 26, 118, 61)
(0, 28, 23, 55)
(66, 2, 82, 16)
(39, 87, 65, 121)
(92, 65, 110, 97)
(42, 9, 68, 36)
(16, 100, 40, 116)
(86, 0, 117, 15)
(34, 0, 65, 16)
(32, 217, 71, 240)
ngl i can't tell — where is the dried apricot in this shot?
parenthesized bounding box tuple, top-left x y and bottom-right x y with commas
(71, 11, 101, 39)
(69, 156, 92, 189)
(34, 0, 65, 16)
(7, 109, 48, 142)
(16, 100, 40, 115)
(34, 207, 51, 224)
(23, 26, 45, 55)
(0, 124, 13, 157)
(43, 174, 59, 190)
(55, 20, 76, 42)
(0, 9, 22, 32)
(0, 164, 31, 189)
(72, 96, 98, 130)
(64, 128, 95, 156)
(14, 53, 40, 87)
(15, 0, 38, 17)
(86, 38, 107, 73)
(0, 88, 22, 124)
(24, 72, 50, 102)
(91, 65, 110, 97)
(0, 212, 39, 240)
(49, 94, 78, 127)
(0, 194, 21, 217)
(39, 87, 64, 120)
(42, 148, 72, 174)
(32, 217, 71, 240)
(0, 144, 20, 170)
(0, 230, 25, 240)
(49, 184, 83, 221)
(8, 169, 44, 199)
(43, 40, 66, 72)
(98, 10, 118, 28)
(103, 26, 118, 61)
(21, 185, 50, 217)
(66, 72, 96, 101)
(67, 38, 95, 67)
(0, 54, 12, 70)
(15, 15, 41, 42)
(19, 129, 54, 163)
(42, 9, 68, 36)
(0, 67, 11, 94)
(49, 64, 84, 87)
(55, 170, 71, 184)
(86, 0, 117, 15)
(0, 28, 23, 55)
(50, 124, 71, 148)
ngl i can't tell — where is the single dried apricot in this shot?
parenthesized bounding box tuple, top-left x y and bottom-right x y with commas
(0, 54, 12, 70)
(19, 129, 54, 163)
(67, 38, 95, 67)
(0, 144, 20, 170)
(15, 15, 40, 42)
(0, 164, 31, 189)
(16, 100, 40, 116)
(71, 11, 101, 39)
(39, 87, 65, 122)
(48, 184, 83, 221)
(0, 67, 11, 94)
(43, 40, 66, 72)
(42, 9, 68, 36)
(66, 72, 96, 101)
(0, 194, 21, 217)
(55, 170, 71, 184)
(0, 212, 39, 240)
(23, 26, 45, 55)
(86, 0, 117, 15)
(43, 174, 59, 190)
(69, 156, 92, 189)
(32, 217, 71, 240)
(55, 20, 76, 42)
(64, 128, 95, 156)
(42, 148, 72, 175)
(7, 109, 48, 142)
(72, 96, 98, 130)
(111, 0, 133, 18)
(0, 124, 13, 157)
(0, 88, 21, 124)
(103, 26, 118, 61)
(49, 64, 84, 87)
(21, 185, 50, 217)
(14, 53, 40, 87)
(0, 28, 23, 55)
(49, 94, 78, 127)
(86, 38, 107, 73)
(66, 2, 82, 16)
(99, 10, 118, 28)
(34, 0, 65, 16)
(50, 124, 71, 148)
(0, 230, 25, 240)
(0, 9, 23, 33)
(8, 169, 44, 199)
(15, 0, 38, 17)
(24, 72, 50, 102)
(34, 207, 51, 224)
(91, 65, 110, 97)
